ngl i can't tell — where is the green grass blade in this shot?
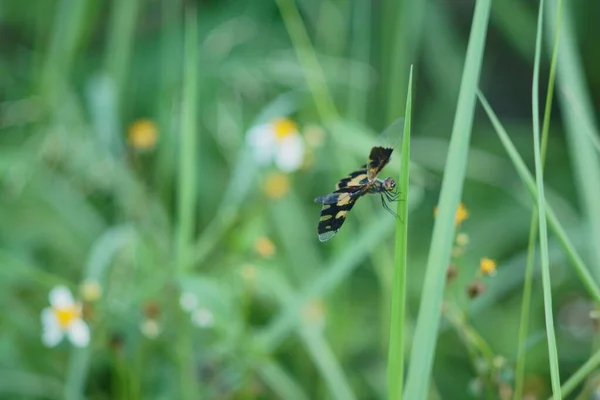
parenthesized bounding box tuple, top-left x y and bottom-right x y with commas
(176, 10, 198, 273)
(513, 219, 538, 400)
(546, 0, 600, 282)
(301, 328, 357, 400)
(477, 91, 600, 303)
(104, 0, 140, 107)
(176, 10, 199, 399)
(348, 0, 371, 121)
(256, 213, 396, 351)
(387, 65, 413, 400)
(257, 360, 310, 400)
(41, 0, 88, 100)
(276, 0, 338, 121)
(514, 0, 563, 398)
(530, 0, 561, 397)
(553, 349, 600, 399)
(403, 2, 491, 398)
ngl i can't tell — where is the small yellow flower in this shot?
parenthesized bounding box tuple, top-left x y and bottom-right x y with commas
(480, 258, 497, 276)
(41, 286, 90, 347)
(247, 117, 305, 172)
(434, 202, 469, 226)
(127, 118, 158, 150)
(263, 172, 290, 199)
(80, 280, 102, 302)
(255, 236, 276, 258)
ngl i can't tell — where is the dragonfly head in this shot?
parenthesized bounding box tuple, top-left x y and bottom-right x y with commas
(382, 177, 396, 191)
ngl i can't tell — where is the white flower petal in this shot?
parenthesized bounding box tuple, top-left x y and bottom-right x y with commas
(49, 286, 75, 308)
(140, 319, 161, 339)
(42, 319, 64, 348)
(191, 308, 214, 328)
(41, 307, 56, 327)
(247, 124, 276, 165)
(179, 292, 198, 312)
(67, 319, 90, 348)
(275, 134, 304, 172)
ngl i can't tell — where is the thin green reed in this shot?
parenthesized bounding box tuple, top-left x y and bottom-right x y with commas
(403, 1, 491, 398)
(477, 91, 600, 304)
(176, 9, 199, 399)
(514, 0, 563, 398)
(387, 65, 413, 400)
(176, 10, 198, 274)
(530, 0, 561, 396)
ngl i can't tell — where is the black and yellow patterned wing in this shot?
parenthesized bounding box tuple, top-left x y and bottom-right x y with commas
(366, 147, 394, 181)
(335, 166, 369, 190)
(366, 117, 405, 181)
(314, 187, 364, 242)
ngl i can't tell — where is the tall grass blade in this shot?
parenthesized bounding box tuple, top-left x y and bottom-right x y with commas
(477, 91, 600, 303)
(258, 360, 310, 400)
(554, 349, 600, 399)
(387, 65, 413, 400)
(301, 328, 357, 400)
(514, 0, 563, 398)
(546, 0, 600, 282)
(41, 0, 87, 100)
(403, 2, 491, 398)
(176, 10, 198, 273)
(176, 9, 199, 399)
(530, 0, 561, 397)
(276, 0, 338, 122)
(104, 0, 140, 105)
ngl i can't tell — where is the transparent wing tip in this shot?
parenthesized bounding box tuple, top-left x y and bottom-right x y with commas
(318, 231, 337, 242)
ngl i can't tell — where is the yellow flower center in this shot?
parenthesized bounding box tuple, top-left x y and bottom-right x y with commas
(255, 237, 276, 258)
(264, 172, 290, 199)
(53, 306, 80, 329)
(480, 257, 497, 275)
(272, 118, 298, 141)
(128, 119, 158, 150)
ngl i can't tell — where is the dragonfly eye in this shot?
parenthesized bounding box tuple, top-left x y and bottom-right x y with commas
(383, 178, 396, 191)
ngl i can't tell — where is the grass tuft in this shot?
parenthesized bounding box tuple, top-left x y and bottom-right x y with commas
(403, 2, 491, 398)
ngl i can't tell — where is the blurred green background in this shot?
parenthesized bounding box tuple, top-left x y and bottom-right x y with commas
(2, 0, 600, 399)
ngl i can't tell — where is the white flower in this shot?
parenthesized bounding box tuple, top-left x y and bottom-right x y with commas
(191, 308, 214, 328)
(247, 118, 305, 172)
(41, 286, 90, 348)
(179, 292, 198, 312)
(140, 319, 161, 339)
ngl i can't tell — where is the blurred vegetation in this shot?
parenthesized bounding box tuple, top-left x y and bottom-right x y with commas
(2, 0, 600, 399)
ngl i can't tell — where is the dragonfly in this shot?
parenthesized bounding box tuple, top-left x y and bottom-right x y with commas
(314, 119, 404, 242)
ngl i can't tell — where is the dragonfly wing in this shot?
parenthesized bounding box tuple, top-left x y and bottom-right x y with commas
(316, 188, 362, 241)
(366, 118, 404, 181)
(335, 166, 369, 190)
(367, 146, 394, 181)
